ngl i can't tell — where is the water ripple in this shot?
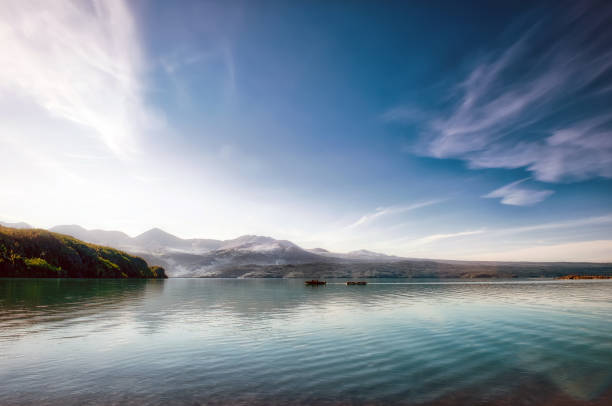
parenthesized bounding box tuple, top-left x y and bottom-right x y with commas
(1, 278, 612, 405)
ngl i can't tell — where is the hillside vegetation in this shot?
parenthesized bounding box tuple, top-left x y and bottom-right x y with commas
(0, 226, 166, 279)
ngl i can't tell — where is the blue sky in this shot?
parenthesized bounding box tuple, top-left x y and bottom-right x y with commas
(1, 0, 611, 261)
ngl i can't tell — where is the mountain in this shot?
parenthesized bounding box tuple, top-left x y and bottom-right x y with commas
(347, 249, 398, 260)
(146, 235, 333, 277)
(50, 225, 132, 247)
(0, 221, 32, 229)
(49, 225, 222, 254)
(0, 225, 166, 279)
(217, 235, 300, 252)
(133, 227, 189, 250)
(308, 248, 405, 262)
(309, 248, 330, 254)
(132, 228, 222, 253)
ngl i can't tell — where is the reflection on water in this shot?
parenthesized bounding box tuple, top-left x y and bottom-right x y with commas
(1, 278, 611, 405)
(0, 279, 165, 340)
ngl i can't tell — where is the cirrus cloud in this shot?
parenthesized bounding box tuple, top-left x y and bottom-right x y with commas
(388, 2, 612, 184)
(484, 178, 554, 206)
(347, 199, 444, 229)
(0, 0, 162, 157)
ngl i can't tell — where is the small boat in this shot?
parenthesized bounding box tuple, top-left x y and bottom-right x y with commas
(305, 280, 326, 286)
(346, 281, 367, 285)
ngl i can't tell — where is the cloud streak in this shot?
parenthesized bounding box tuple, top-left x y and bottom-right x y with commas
(347, 200, 443, 229)
(0, 0, 160, 156)
(470, 240, 612, 263)
(413, 229, 484, 245)
(484, 178, 554, 206)
(494, 213, 612, 236)
(377, 212, 612, 250)
(389, 2, 612, 183)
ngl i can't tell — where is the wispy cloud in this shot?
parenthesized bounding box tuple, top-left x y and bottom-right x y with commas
(347, 199, 443, 229)
(495, 213, 612, 235)
(414, 229, 484, 245)
(484, 178, 554, 206)
(468, 240, 612, 262)
(373, 213, 612, 259)
(0, 0, 161, 157)
(387, 3, 612, 183)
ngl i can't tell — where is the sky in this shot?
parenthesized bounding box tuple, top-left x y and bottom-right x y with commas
(1, 0, 611, 261)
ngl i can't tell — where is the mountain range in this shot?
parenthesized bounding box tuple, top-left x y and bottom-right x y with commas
(1, 221, 610, 278)
(47, 225, 403, 276)
(40, 224, 611, 278)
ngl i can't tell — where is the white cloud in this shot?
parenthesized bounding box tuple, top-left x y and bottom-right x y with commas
(387, 3, 612, 183)
(484, 179, 554, 206)
(495, 214, 612, 235)
(367, 213, 612, 260)
(414, 230, 484, 245)
(0, 0, 162, 157)
(347, 200, 443, 229)
(0, 0, 179, 234)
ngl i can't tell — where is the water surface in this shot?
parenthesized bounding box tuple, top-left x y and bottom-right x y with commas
(1, 278, 612, 405)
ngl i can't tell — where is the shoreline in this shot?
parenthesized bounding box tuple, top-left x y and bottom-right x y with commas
(556, 275, 612, 280)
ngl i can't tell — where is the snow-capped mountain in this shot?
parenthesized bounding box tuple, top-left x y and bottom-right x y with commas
(345, 249, 405, 262)
(309, 248, 330, 254)
(217, 235, 299, 252)
(307, 247, 405, 262)
(175, 235, 328, 276)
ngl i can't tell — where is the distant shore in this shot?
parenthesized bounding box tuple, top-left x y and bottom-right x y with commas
(556, 275, 612, 280)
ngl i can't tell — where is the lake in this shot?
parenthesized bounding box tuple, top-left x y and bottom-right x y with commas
(1, 278, 611, 405)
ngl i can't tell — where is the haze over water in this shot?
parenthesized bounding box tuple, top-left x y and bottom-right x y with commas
(1, 278, 611, 405)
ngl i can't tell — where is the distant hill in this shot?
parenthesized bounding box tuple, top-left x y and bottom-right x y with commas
(49, 225, 223, 254)
(308, 248, 405, 262)
(50, 225, 132, 247)
(0, 221, 32, 229)
(0, 226, 166, 279)
(133, 227, 187, 250)
(132, 227, 222, 253)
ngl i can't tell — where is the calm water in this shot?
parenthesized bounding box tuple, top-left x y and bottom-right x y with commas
(1, 278, 612, 405)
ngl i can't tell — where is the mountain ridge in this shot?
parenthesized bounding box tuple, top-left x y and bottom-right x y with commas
(48, 225, 402, 260)
(45, 224, 405, 276)
(20, 223, 612, 278)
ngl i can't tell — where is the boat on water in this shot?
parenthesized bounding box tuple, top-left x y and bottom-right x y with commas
(346, 281, 367, 285)
(305, 280, 326, 285)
